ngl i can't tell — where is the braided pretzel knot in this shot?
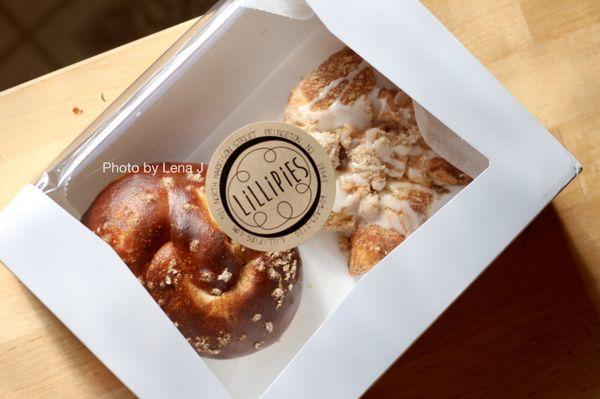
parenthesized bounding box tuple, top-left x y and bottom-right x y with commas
(82, 163, 302, 358)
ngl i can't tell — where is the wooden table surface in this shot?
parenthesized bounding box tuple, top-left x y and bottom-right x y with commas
(1, 1, 599, 398)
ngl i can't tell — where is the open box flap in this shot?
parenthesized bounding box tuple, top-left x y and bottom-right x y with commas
(261, 0, 580, 398)
(304, 0, 580, 183)
(0, 185, 231, 399)
(0, 0, 582, 398)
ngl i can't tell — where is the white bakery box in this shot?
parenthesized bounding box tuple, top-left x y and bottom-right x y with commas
(0, 0, 580, 398)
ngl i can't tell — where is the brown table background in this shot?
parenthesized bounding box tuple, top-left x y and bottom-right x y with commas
(1, 1, 599, 397)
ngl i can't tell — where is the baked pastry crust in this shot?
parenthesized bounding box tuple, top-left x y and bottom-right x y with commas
(285, 48, 471, 275)
(349, 224, 404, 276)
(82, 163, 301, 358)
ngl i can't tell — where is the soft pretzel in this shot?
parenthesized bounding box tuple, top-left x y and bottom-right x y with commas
(82, 163, 302, 358)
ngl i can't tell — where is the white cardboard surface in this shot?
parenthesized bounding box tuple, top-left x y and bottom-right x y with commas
(0, 185, 232, 398)
(245, 0, 314, 19)
(31, 12, 357, 398)
(262, 1, 580, 398)
(0, 1, 580, 398)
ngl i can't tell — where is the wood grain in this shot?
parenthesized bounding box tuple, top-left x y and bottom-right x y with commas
(365, 206, 600, 398)
(0, 1, 599, 398)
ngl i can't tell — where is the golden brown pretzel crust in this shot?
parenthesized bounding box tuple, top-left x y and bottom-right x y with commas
(82, 163, 302, 358)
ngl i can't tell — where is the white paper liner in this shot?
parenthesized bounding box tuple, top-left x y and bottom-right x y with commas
(414, 101, 488, 178)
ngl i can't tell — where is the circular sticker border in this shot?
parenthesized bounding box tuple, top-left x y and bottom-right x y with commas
(219, 135, 322, 238)
(205, 121, 335, 252)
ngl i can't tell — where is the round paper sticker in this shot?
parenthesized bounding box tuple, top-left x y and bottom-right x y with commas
(205, 121, 335, 252)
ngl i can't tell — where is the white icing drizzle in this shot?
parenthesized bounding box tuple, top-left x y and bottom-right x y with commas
(308, 76, 346, 107)
(292, 56, 469, 239)
(300, 97, 371, 132)
(333, 187, 361, 214)
(297, 61, 372, 132)
(369, 86, 383, 109)
(332, 173, 367, 213)
(349, 162, 380, 171)
(311, 131, 337, 145)
(386, 180, 436, 195)
(381, 193, 423, 232)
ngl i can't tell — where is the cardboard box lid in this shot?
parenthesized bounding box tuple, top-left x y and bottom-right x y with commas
(0, 185, 232, 398)
(0, 0, 580, 398)
(263, 1, 580, 398)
